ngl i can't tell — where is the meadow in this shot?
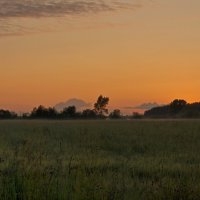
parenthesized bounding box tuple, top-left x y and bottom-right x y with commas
(0, 120, 200, 199)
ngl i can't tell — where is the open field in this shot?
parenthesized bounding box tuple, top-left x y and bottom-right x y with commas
(0, 120, 200, 199)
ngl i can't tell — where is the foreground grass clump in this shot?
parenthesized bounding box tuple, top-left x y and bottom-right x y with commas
(0, 120, 200, 199)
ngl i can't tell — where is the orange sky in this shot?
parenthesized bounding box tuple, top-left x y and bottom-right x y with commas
(0, 0, 200, 112)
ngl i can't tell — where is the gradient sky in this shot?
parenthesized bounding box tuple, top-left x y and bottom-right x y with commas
(0, 0, 200, 112)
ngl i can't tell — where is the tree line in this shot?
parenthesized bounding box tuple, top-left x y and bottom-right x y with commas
(1, 97, 200, 119)
(144, 99, 200, 118)
(0, 95, 121, 120)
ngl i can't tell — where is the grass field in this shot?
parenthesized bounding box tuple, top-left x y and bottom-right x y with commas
(0, 120, 200, 199)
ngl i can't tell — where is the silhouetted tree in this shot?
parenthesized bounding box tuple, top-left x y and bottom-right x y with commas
(0, 109, 17, 119)
(170, 99, 187, 114)
(81, 109, 97, 119)
(177, 102, 200, 118)
(109, 109, 121, 119)
(30, 105, 57, 118)
(47, 107, 58, 118)
(61, 106, 76, 118)
(144, 105, 170, 118)
(94, 95, 109, 117)
(144, 99, 188, 118)
(31, 105, 48, 118)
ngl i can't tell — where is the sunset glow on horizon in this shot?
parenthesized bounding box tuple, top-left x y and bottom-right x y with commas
(1, 0, 200, 113)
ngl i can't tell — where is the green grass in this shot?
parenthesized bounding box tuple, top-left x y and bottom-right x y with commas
(0, 120, 200, 199)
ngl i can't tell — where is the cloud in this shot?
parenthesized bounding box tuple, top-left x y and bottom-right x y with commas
(0, 0, 145, 36)
(54, 98, 92, 111)
(124, 102, 164, 110)
(0, 0, 142, 18)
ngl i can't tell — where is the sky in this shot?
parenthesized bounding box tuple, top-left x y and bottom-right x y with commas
(0, 0, 200, 113)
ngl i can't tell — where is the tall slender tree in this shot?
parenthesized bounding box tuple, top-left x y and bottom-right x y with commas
(94, 95, 109, 116)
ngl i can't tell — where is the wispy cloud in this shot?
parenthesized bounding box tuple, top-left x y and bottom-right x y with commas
(54, 98, 92, 111)
(123, 102, 164, 110)
(0, 0, 146, 36)
(0, 0, 112, 18)
(0, 0, 145, 18)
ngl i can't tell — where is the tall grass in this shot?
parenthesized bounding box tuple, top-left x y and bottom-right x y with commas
(0, 120, 200, 199)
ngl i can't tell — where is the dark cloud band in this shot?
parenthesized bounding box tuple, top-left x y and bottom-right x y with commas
(0, 0, 141, 18)
(0, 0, 144, 36)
